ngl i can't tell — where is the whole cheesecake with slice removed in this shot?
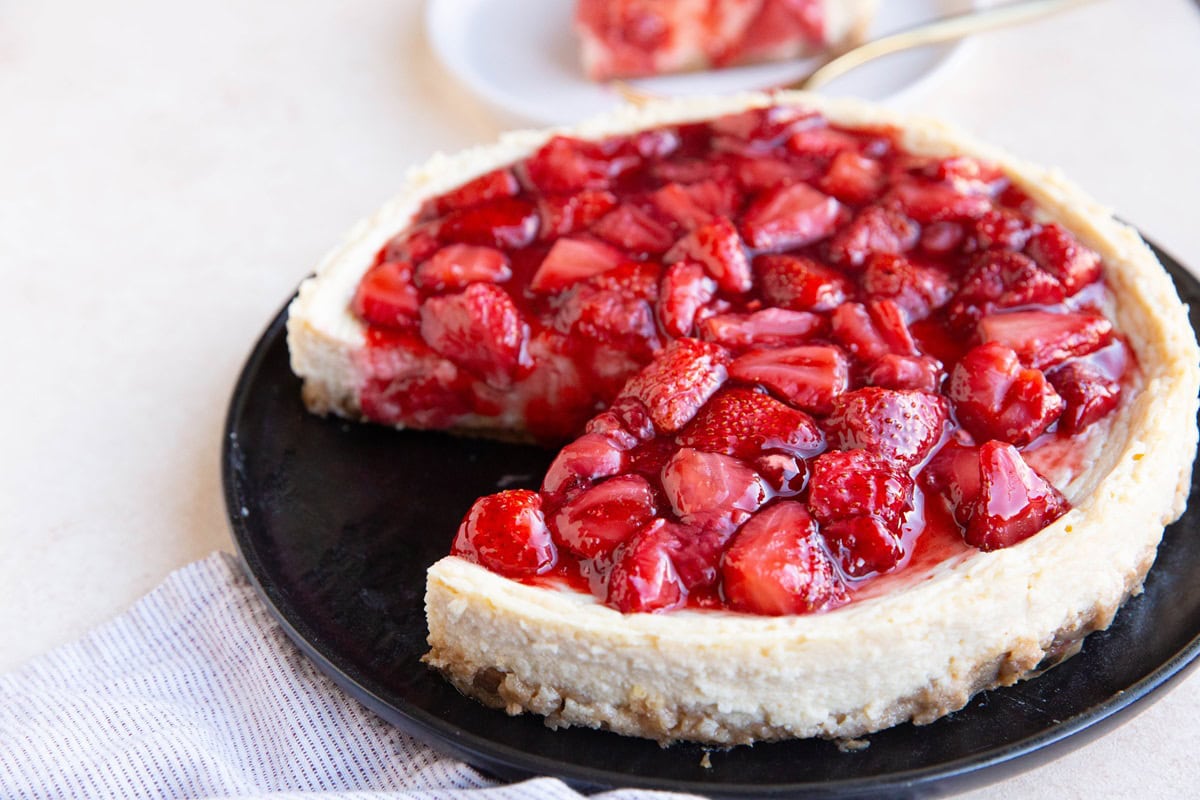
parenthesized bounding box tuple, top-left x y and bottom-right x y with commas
(286, 92, 1200, 745)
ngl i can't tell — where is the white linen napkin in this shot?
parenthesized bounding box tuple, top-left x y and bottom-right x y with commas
(0, 552, 695, 800)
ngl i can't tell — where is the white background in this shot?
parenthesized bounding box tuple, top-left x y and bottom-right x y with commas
(2, 1, 1198, 797)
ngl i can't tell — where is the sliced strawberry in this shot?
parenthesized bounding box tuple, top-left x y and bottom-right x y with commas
(537, 189, 618, 240)
(728, 155, 823, 193)
(947, 251, 1066, 331)
(710, 106, 817, 154)
(977, 310, 1113, 371)
(590, 203, 676, 256)
(451, 490, 556, 576)
(885, 180, 991, 224)
(550, 474, 657, 560)
(964, 441, 1069, 551)
(824, 388, 950, 468)
(379, 224, 441, 265)
(541, 431, 627, 498)
(927, 156, 1007, 195)
(756, 253, 850, 312)
(826, 205, 920, 270)
(722, 502, 846, 616)
(530, 236, 626, 293)
(660, 447, 768, 534)
(419, 283, 530, 388)
(657, 261, 716, 338)
(822, 515, 904, 578)
(754, 452, 809, 497)
(1025, 223, 1102, 295)
(419, 168, 519, 219)
(819, 151, 885, 204)
(970, 208, 1038, 251)
(605, 519, 686, 613)
(663, 524, 730, 593)
(860, 253, 955, 321)
(1047, 359, 1122, 433)
(433, 196, 539, 250)
(585, 395, 656, 449)
(648, 179, 737, 231)
(919, 221, 966, 255)
(413, 244, 512, 291)
(676, 386, 824, 460)
(740, 184, 841, 252)
(830, 300, 917, 364)
(651, 157, 734, 186)
(864, 353, 944, 393)
(728, 345, 849, 414)
(554, 263, 661, 357)
(785, 126, 861, 159)
(698, 308, 825, 351)
(808, 449, 913, 527)
(358, 342, 472, 429)
(922, 440, 983, 527)
(524, 135, 639, 193)
(620, 338, 731, 432)
(947, 342, 1064, 446)
(664, 217, 753, 294)
(352, 261, 420, 328)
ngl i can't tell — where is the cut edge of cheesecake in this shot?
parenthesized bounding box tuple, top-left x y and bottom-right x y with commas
(287, 91, 1200, 744)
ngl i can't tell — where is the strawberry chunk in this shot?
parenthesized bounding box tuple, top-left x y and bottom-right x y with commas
(352, 261, 419, 328)
(452, 490, 556, 576)
(620, 338, 731, 432)
(947, 342, 1064, 446)
(524, 135, 639, 193)
(606, 519, 687, 613)
(808, 450, 913, 527)
(433, 196, 539, 250)
(590, 203, 676, 256)
(965, 441, 1069, 551)
(541, 431, 627, 498)
(919, 221, 966, 256)
(660, 447, 769, 534)
(977, 310, 1113, 371)
(413, 244, 512, 291)
(1047, 358, 1122, 433)
(698, 308, 825, 351)
(676, 387, 824, 460)
(728, 345, 849, 414)
(947, 251, 1066, 331)
(822, 515, 904, 578)
(927, 156, 1007, 195)
(1025, 223, 1102, 295)
(740, 184, 841, 251)
(664, 217, 753, 294)
(786, 126, 861, 159)
(819, 151, 885, 205)
(537, 189, 618, 240)
(553, 263, 661, 357)
(922, 441, 983, 527)
(648, 179, 737, 231)
(756, 253, 851, 312)
(530, 237, 626, 292)
(710, 106, 817, 154)
(860, 253, 955, 321)
(864, 354, 944, 393)
(419, 168, 519, 219)
(419, 283, 530, 389)
(885, 180, 991, 224)
(550, 474, 658, 560)
(657, 261, 717, 338)
(824, 388, 950, 468)
(827, 205, 919, 269)
(585, 396, 656, 449)
(830, 299, 917, 364)
(970, 208, 1038, 251)
(722, 502, 846, 616)
(728, 155, 822, 193)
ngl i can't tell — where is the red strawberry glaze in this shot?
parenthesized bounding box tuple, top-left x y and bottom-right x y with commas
(351, 106, 1140, 615)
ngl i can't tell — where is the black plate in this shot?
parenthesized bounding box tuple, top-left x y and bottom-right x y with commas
(224, 239, 1200, 799)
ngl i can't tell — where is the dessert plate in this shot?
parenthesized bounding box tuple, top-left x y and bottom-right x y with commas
(224, 240, 1200, 798)
(425, 0, 977, 125)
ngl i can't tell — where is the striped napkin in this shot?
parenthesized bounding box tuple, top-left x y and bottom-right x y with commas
(0, 553, 693, 800)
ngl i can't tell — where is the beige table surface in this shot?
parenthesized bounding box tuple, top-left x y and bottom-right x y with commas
(2, 0, 1198, 796)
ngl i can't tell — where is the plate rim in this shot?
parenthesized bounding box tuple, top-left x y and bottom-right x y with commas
(223, 237, 1200, 798)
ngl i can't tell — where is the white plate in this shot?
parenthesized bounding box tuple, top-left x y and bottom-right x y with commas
(426, 0, 977, 126)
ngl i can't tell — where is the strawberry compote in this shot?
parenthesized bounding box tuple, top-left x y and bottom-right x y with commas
(353, 105, 1134, 616)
